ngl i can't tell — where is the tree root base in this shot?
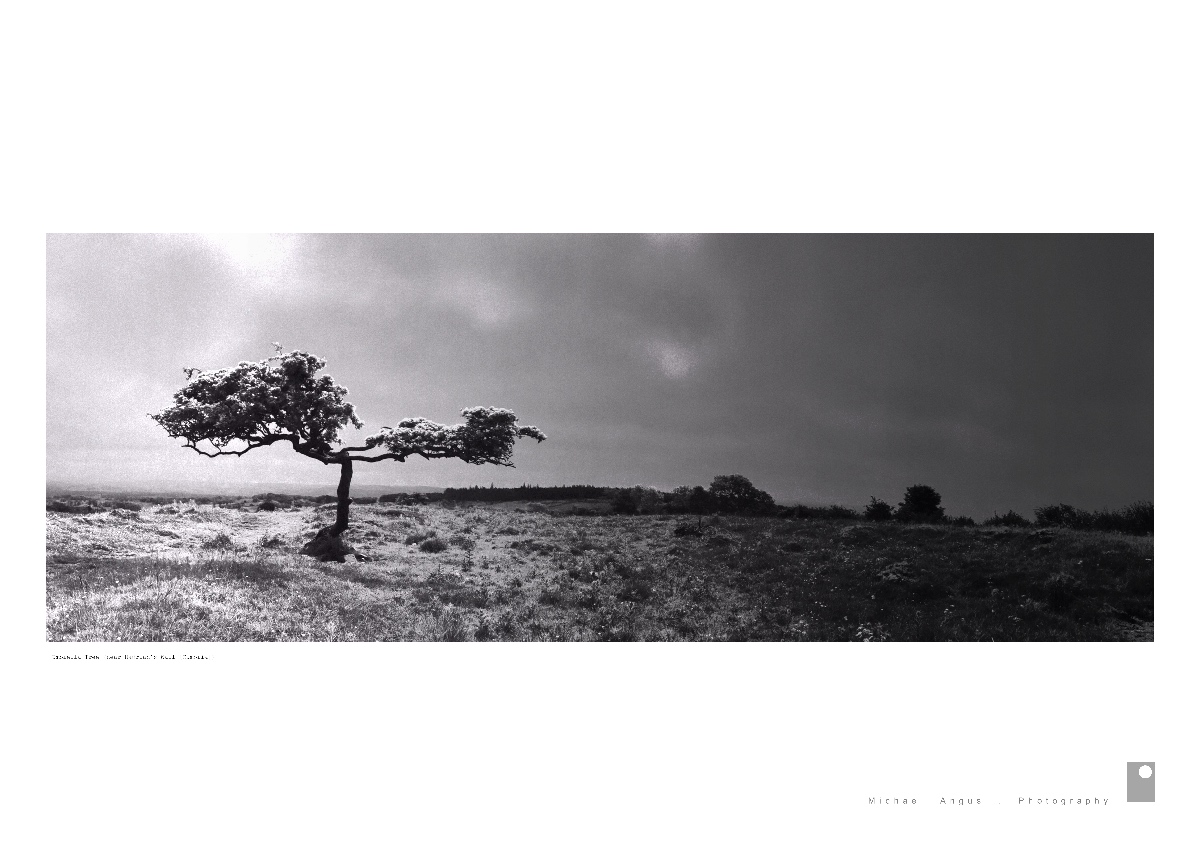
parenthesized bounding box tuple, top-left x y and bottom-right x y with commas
(300, 527, 370, 563)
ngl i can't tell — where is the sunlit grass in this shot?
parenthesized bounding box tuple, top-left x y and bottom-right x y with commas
(46, 501, 1153, 641)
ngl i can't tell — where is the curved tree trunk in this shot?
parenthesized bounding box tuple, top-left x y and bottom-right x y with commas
(331, 458, 352, 536)
(301, 457, 365, 562)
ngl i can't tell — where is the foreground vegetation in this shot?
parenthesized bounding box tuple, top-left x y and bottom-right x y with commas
(46, 496, 1152, 641)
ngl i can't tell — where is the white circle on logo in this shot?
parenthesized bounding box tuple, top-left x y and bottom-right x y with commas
(1139, 765, 1153, 779)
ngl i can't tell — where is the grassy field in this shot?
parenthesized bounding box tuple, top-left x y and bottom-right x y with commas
(46, 497, 1153, 641)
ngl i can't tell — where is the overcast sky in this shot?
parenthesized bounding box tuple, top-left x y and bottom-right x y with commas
(46, 233, 1152, 518)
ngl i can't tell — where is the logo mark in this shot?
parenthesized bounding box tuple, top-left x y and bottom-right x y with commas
(1127, 762, 1155, 802)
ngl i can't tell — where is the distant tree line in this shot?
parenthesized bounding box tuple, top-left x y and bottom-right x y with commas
(599, 477, 1154, 536)
(439, 483, 615, 502)
(610, 475, 776, 516)
(859, 484, 1153, 536)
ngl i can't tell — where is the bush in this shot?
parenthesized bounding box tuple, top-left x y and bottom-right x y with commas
(47, 500, 96, 514)
(254, 493, 295, 506)
(895, 485, 945, 523)
(1043, 572, 1081, 612)
(608, 486, 665, 515)
(1093, 502, 1154, 536)
(610, 489, 639, 515)
(419, 537, 449, 553)
(201, 532, 235, 550)
(632, 486, 663, 514)
(665, 485, 715, 515)
(983, 510, 1031, 528)
(709, 475, 775, 515)
(257, 500, 279, 512)
(1119, 500, 1153, 535)
(793, 504, 859, 520)
(1034, 503, 1089, 529)
(948, 515, 977, 527)
(864, 497, 893, 522)
(1033, 501, 1152, 536)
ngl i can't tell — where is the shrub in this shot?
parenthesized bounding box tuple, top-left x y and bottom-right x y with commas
(610, 489, 639, 515)
(617, 578, 654, 602)
(948, 515, 977, 527)
(538, 586, 570, 607)
(895, 485, 945, 523)
(419, 537, 449, 553)
(864, 497, 893, 522)
(1120, 500, 1153, 535)
(47, 500, 96, 514)
(709, 475, 775, 514)
(1033, 501, 1152, 535)
(983, 510, 1031, 528)
(1093, 502, 1154, 536)
(255, 492, 294, 505)
(665, 485, 716, 515)
(611, 486, 663, 515)
(793, 504, 860, 520)
(1034, 503, 1089, 529)
(632, 486, 663, 514)
(257, 500, 279, 511)
(1043, 572, 1081, 612)
(201, 532, 235, 550)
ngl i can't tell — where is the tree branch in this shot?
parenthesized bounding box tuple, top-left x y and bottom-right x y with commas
(347, 452, 408, 464)
(347, 449, 515, 467)
(180, 432, 296, 459)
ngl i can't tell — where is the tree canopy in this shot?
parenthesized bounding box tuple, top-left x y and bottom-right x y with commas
(151, 349, 545, 466)
(151, 351, 361, 460)
(708, 474, 775, 514)
(895, 484, 945, 523)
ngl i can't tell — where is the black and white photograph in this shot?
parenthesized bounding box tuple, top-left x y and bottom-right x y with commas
(46, 233, 1154, 643)
(13, 2, 1195, 845)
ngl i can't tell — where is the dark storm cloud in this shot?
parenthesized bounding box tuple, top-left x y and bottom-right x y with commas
(46, 234, 1152, 518)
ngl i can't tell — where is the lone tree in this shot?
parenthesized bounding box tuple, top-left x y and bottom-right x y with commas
(150, 348, 545, 561)
(708, 474, 775, 515)
(895, 484, 945, 524)
(864, 496, 894, 522)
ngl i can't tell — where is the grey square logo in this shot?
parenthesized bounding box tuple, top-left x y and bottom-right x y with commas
(1127, 762, 1155, 802)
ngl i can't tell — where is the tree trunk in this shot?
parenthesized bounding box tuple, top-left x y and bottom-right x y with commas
(332, 458, 352, 536)
(300, 457, 365, 562)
